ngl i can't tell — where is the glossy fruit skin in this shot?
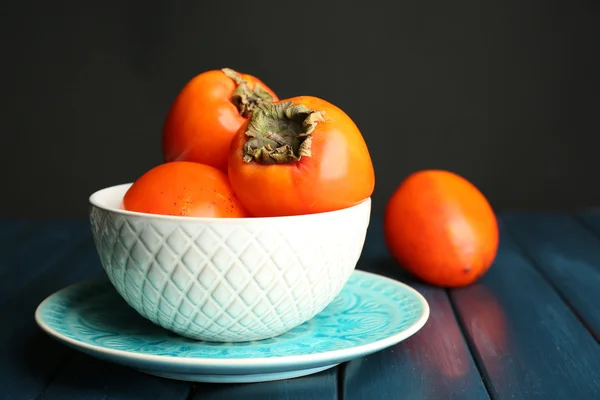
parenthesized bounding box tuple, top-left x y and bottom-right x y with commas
(227, 96, 375, 217)
(384, 170, 499, 287)
(162, 69, 278, 173)
(122, 161, 248, 218)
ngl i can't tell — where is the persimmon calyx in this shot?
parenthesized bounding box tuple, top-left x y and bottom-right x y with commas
(242, 101, 325, 164)
(222, 68, 274, 118)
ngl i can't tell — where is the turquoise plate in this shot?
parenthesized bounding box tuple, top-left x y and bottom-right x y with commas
(35, 270, 429, 383)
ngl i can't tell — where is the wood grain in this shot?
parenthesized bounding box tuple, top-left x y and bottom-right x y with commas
(38, 355, 190, 400)
(450, 221, 600, 399)
(0, 219, 31, 242)
(502, 212, 600, 340)
(0, 230, 106, 399)
(0, 221, 90, 305)
(342, 221, 490, 400)
(577, 212, 600, 236)
(4, 214, 600, 399)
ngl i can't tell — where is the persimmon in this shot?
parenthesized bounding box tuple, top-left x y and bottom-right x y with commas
(227, 96, 375, 217)
(162, 68, 278, 173)
(384, 170, 498, 287)
(122, 161, 248, 218)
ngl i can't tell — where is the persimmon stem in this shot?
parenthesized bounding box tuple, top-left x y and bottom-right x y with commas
(242, 101, 325, 164)
(222, 68, 274, 118)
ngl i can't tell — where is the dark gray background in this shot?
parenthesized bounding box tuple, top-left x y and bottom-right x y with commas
(1, 0, 599, 218)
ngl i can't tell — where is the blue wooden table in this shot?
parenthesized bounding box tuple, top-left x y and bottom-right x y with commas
(2, 212, 600, 399)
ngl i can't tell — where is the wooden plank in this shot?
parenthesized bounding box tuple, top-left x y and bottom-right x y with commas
(38, 355, 191, 400)
(450, 220, 600, 400)
(577, 212, 600, 235)
(0, 234, 104, 400)
(0, 218, 183, 400)
(191, 369, 337, 400)
(575, 212, 600, 262)
(343, 220, 490, 400)
(501, 212, 600, 340)
(0, 219, 31, 242)
(0, 221, 91, 305)
(0, 221, 35, 278)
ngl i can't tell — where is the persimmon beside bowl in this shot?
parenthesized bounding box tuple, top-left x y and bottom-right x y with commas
(88, 183, 371, 343)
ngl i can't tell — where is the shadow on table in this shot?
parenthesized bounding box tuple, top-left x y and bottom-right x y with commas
(357, 252, 428, 292)
(2, 325, 74, 397)
(32, 352, 191, 399)
(191, 368, 337, 400)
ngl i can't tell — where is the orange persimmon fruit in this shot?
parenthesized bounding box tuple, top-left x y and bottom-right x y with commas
(122, 161, 248, 218)
(162, 68, 278, 173)
(384, 170, 499, 287)
(227, 96, 375, 217)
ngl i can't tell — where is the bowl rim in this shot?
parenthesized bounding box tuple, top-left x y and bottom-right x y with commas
(89, 183, 371, 223)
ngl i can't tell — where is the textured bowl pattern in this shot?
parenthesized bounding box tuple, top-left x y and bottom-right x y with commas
(89, 189, 370, 342)
(36, 270, 429, 358)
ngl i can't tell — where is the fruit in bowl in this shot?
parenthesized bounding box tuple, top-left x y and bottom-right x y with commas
(87, 68, 375, 342)
(122, 161, 249, 218)
(162, 68, 279, 173)
(227, 96, 375, 217)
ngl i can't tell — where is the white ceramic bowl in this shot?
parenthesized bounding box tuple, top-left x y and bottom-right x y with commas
(89, 183, 371, 342)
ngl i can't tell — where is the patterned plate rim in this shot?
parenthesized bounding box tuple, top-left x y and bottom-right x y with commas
(34, 270, 430, 368)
